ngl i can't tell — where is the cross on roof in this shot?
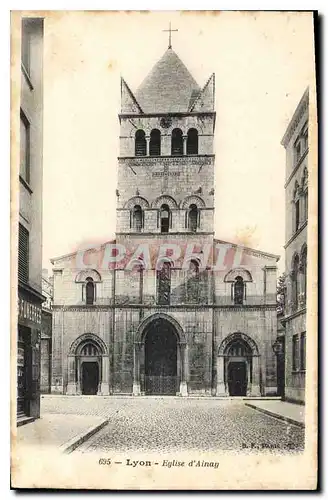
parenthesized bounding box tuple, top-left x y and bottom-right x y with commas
(162, 22, 178, 49)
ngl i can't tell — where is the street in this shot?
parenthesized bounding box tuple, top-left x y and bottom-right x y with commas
(41, 396, 304, 454)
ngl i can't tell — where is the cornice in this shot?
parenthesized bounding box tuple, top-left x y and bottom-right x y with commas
(214, 238, 280, 262)
(116, 231, 214, 236)
(118, 155, 215, 167)
(53, 304, 277, 312)
(19, 175, 33, 194)
(283, 307, 306, 322)
(284, 149, 308, 189)
(284, 220, 307, 249)
(21, 63, 34, 90)
(119, 112, 216, 119)
(281, 88, 309, 147)
(18, 281, 46, 303)
(53, 305, 112, 312)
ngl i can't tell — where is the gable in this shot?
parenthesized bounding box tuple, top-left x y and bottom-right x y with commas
(189, 73, 215, 112)
(121, 78, 143, 114)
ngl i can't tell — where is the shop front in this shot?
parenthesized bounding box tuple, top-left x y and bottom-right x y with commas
(17, 290, 43, 423)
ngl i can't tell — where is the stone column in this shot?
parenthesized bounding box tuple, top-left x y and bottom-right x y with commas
(133, 342, 141, 395)
(99, 355, 110, 395)
(251, 356, 261, 396)
(66, 355, 77, 395)
(179, 343, 188, 396)
(76, 358, 82, 395)
(183, 136, 187, 156)
(299, 193, 305, 225)
(216, 356, 227, 396)
(145, 137, 150, 156)
(246, 360, 251, 396)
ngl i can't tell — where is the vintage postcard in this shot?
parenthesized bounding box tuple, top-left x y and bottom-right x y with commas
(11, 10, 318, 490)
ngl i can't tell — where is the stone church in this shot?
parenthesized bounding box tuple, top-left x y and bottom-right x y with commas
(51, 42, 279, 398)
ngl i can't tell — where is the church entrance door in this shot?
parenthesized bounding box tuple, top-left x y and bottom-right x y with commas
(81, 362, 99, 395)
(228, 361, 247, 396)
(144, 320, 178, 395)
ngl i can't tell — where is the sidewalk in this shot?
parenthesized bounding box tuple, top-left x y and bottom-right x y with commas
(245, 400, 305, 427)
(15, 413, 108, 453)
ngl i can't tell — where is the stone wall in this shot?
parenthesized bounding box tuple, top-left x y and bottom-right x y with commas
(51, 308, 112, 393)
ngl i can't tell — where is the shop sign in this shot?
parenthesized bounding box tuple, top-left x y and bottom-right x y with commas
(18, 297, 42, 326)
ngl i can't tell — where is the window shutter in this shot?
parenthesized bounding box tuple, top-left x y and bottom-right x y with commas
(18, 224, 29, 283)
(197, 209, 201, 228)
(244, 282, 247, 300)
(231, 283, 233, 301)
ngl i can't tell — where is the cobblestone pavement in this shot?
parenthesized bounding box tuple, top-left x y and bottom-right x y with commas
(41, 396, 304, 454)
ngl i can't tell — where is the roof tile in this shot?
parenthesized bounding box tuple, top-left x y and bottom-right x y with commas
(135, 48, 201, 113)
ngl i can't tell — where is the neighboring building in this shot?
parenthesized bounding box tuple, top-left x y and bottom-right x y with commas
(41, 269, 53, 393)
(274, 272, 287, 398)
(51, 43, 279, 398)
(17, 18, 44, 423)
(281, 89, 308, 404)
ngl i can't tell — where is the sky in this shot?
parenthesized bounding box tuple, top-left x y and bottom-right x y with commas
(42, 11, 316, 275)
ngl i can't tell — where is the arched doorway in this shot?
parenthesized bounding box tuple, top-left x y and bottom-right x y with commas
(145, 319, 177, 395)
(67, 334, 110, 395)
(225, 340, 252, 396)
(80, 342, 100, 395)
(217, 332, 261, 397)
(133, 313, 187, 396)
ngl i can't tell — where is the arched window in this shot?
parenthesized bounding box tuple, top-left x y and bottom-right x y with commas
(234, 276, 245, 305)
(294, 181, 300, 232)
(81, 342, 99, 356)
(157, 261, 171, 305)
(188, 204, 198, 232)
(291, 254, 300, 310)
(86, 277, 95, 305)
(227, 340, 252, 357)
(149, 129, 161, 156)
(171, 128, 183, 156)
(300, 246, 307, 304)
(186, 260, 199, 303)
(132, 204, 143, 232)
(302, 168, 308, 222)
(304, 189, 308, 221)
(160, 204, 171, 233)
(187, 128, 198, 155)
(135, 130, 146, 156)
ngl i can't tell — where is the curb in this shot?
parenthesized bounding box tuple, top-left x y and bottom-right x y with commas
(42, 395, 281, 401)
(17, 416, 36, 427)
(245, 403, 305, 428)
(60, 418, 109, 454)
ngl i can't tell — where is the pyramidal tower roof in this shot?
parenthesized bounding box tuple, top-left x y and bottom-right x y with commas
(135, 48, 201, 113)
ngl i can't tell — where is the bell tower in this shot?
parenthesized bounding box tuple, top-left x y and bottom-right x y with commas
(116, 43, 215, 244)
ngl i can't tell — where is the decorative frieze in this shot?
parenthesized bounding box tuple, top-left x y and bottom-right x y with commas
(119, 155, 214, 168)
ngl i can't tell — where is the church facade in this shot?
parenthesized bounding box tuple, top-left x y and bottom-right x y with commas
(51, 45, 279, 398)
